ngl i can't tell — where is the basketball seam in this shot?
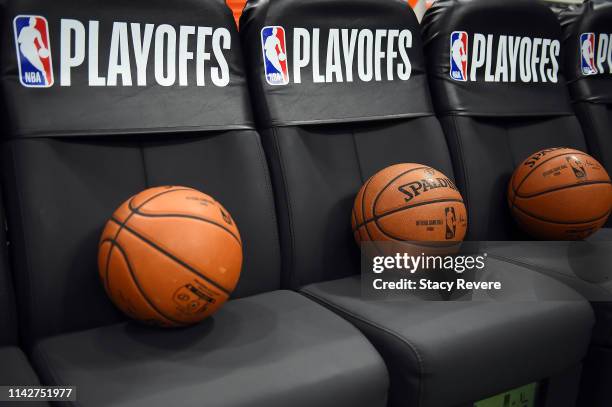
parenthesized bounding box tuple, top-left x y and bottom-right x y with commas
(110, 217, 232, 296)
(512, 204, 612, 225)
(361, 175, 376, 242)
(513, 180, 612, 199)
(103, 187, 195, 292)
(129, 210, 242, 247)
(513, 151, 592, 194)
(353, 198, 464, 231)
(104, 238, 187, 327)
(100, 240, 114, 294)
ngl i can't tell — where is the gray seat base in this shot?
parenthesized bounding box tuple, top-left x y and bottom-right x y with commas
(487, 231, 612, 346)
(0, 347, 47, 407)
(301, 260, 593, 407)
(0, 346, 43, 385)
(31, 290, 388, 407)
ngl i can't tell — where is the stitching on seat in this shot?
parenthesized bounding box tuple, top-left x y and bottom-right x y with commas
(351, 126, 365, 184)
(449, 116, 471, 224)
(8, 141, 36, 342)
(578, 103, 603, 155)
(300, 288, 426, 407)
(252, 132, 283, 286)
(271, 128, 298, 288)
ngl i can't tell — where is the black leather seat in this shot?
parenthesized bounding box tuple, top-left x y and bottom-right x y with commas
(0, 192, 46, 402)
(0, 1, 388, 406)
(422, 0, 612, 334)
(241, 0, 594, 406)
(422, 0, 610, 242)
(557, 2, 612, 405)
(559, 0, 612, 186)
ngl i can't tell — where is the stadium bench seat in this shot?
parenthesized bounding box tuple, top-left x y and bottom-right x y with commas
(559, 0, 612, 187)
(0, 1, 389, 406)
(241, 0, 594, 406)
(422, 0, 612, 339)
(423, 1, 612, 404)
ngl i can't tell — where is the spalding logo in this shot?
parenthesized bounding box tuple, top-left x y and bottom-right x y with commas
(260, 27, 413, 85)
(398, 176, 458, 203)
(13, 16, 232, 88)
(523, 147, 566, 168)
(579, 32, 612, 76)
(448, 32, 560, 83)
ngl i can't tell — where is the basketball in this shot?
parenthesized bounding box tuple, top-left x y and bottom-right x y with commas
(352, 163, 468, 244)
(98, 186, 242, 327)
(38, 48, 49, 58)
(508, 148, 612, 240)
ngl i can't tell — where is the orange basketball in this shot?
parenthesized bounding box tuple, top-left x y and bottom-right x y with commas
(352, 163, 468, 244)
(98, 186, 242, 327)
(508, 148, 612, 240)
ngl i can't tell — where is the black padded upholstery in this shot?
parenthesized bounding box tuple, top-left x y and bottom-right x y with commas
(0, 189, 17, 346)
(241, 1, 594, 406)
(422, 0, 611, 347)
(32, 290, 388, 407)
(2, 132, 282, 342)
(0, 347, 42, 386)
(0, 0, 389, 405)
(0, 190, 45, 393)
(261, 119, 455, 289)
(559, 0, 612, 226)
(439, 115, 588, 240)
(422, 0, 597, 241)
(301, 271, 591, 407)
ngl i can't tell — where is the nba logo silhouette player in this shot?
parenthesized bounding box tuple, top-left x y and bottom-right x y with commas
(450, 31, 468, 81)
(261, 26, 289, 85)
(13, 15, 54, 87)
(580, 33, 597, 76)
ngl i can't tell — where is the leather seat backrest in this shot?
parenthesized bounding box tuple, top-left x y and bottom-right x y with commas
(559, 0, 612, 174)
(241, 0, 456, 288)
(1, 0, 280, 345)
(422, 0, 589, 240)
(0, 190, 18, 346)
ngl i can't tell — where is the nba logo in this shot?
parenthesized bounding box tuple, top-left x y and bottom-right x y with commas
(450, 31, 468, 82)
(445, 207, 457, 240)
(261, 26, 289, 86)
(580, 33, 597, 76)
(13, 15, 54, 88)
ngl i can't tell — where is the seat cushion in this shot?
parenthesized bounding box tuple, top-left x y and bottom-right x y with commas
(0, 347, 43, 386)
(0, 347, 48, 407)
(487, 236, 612, 347)
(31, 290, 388, 407)
(301, 261, 594, 407)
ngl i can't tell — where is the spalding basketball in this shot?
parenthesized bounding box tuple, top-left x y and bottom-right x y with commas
(352, 163, 468, 244)
(98, 186, 242, 327)
(508, 148, 612, 240)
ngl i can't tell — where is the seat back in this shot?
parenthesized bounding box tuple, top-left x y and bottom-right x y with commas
(422, 0, 589, 240)
(1, 0, 280, 345)
(0, 190, 18, 346)
(241, 0, 457, 288)
(559, 0, 612, 176)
